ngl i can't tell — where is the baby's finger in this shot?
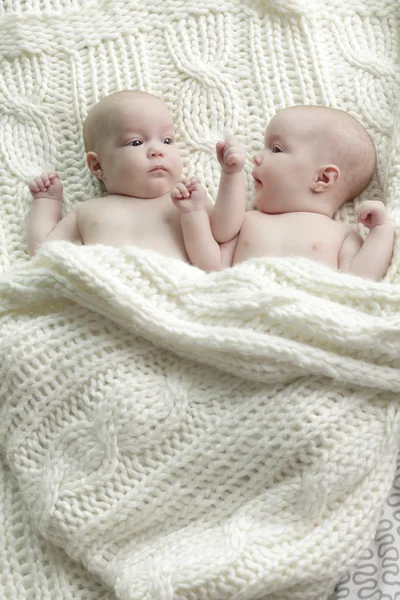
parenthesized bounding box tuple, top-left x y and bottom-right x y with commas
(176, 183, 190, 198)
(171, 190, 182, 201)
(225, 153, 242, 166)
(38, 173, 51, 185)
(185, 178, 199, 193)
(357, 214, 368, 225)
(224, 136, 241, 156)
(33, 175, 47, 191)
(357, 205, 372, 219)
(356, 213, 373, 229)
(216, 140, 226, 158)
(28, 181, 39, 193)
(191, 180, 203, 192)
(40, 174, 52, 187)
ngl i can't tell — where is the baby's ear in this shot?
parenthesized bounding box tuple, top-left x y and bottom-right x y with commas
(86, 151, 104, 180)
(312, 164, 340, 192)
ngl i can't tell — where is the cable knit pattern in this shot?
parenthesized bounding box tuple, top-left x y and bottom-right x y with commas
(0, 242, 399, 600)
(0, 0, 399, 599)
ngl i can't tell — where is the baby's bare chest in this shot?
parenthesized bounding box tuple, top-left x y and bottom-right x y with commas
(77, 198, 186, 257)
(80, 201, 174, 230)
(234, 212, 349, 268)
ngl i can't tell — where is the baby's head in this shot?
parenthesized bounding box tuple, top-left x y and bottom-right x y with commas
(252, 105, 376, 216)
(83, 90, 182, 199)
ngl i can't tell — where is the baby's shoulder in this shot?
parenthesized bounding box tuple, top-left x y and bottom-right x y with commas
(241, 209, 276, 234)
(74, 196, 103, 213)
(242, 209, 264, 226)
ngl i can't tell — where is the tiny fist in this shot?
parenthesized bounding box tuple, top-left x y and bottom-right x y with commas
(226, 153, 242, 166)
(357, 200, 390, 228)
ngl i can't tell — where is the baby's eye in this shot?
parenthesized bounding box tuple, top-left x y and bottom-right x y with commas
(163, 137, 173, 145)
(272, 145, 282, 153)
(130, 140, 142, 147)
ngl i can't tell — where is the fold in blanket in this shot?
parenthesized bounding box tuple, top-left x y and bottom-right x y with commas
(0, 241, 399, 600)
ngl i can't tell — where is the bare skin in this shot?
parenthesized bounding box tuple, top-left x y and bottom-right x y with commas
(27, 91, 188, 261)
(172, 106, 394, 281)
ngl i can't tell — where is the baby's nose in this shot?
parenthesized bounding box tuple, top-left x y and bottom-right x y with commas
(253, 152, 262, 166)
(149, 144, 164, 157)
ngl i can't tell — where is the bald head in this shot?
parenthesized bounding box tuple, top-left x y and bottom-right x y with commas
(83, 90, 170, 153)
(273, 105, 376, 202)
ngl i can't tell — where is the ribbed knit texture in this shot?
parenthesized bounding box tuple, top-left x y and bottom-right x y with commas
(0, 242, 399, 600)
(0, 1, 399, 599)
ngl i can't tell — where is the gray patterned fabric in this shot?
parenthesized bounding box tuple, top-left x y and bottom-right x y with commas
(332, 454, 400, 600)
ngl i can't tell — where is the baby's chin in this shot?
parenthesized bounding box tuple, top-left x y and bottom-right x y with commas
(108, 177, 179, 199)
(141, 176, 179, 199)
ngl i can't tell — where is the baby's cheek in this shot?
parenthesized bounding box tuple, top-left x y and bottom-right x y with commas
(170, 154, 182, 178)
(119, 159, 142, 178)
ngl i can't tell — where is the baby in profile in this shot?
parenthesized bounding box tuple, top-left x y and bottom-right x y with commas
(27, 90, 188, 261)
(172, 105, 394, 281)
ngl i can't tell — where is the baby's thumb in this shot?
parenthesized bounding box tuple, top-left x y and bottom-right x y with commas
(216, 140, 225, 159)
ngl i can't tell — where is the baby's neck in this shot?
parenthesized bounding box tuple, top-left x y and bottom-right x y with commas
(260, 209, 334, 220)
(105, 191, 172, 203)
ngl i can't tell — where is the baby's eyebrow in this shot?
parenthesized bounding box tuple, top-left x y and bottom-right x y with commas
(121, 127, 175, 137)
(266, 132, 283, 144)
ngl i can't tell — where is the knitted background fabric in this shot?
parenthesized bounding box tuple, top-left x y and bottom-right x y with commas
(0, 0, 399, 599)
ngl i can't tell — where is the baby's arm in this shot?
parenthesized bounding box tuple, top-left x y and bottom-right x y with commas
(27, 173, 63, 256)
(338, 201, 394, 281)
(210, 136, 247, 243)
(172, 177, 226, 271)
(27, 172, 81, 256)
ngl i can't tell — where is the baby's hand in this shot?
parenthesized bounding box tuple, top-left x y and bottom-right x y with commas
(216, 135, 246, 174)
(171, 177, 208, 213)
(357, 200, 391, 229)
(28, 172, 63, 202)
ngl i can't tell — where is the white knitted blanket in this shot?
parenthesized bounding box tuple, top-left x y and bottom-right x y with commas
(0, 241, 399, 600)
(0, 0, 400, 599)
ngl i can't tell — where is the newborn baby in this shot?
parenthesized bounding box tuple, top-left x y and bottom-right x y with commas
(173, 105, 394, 280)
(27, 90, 188, 260)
